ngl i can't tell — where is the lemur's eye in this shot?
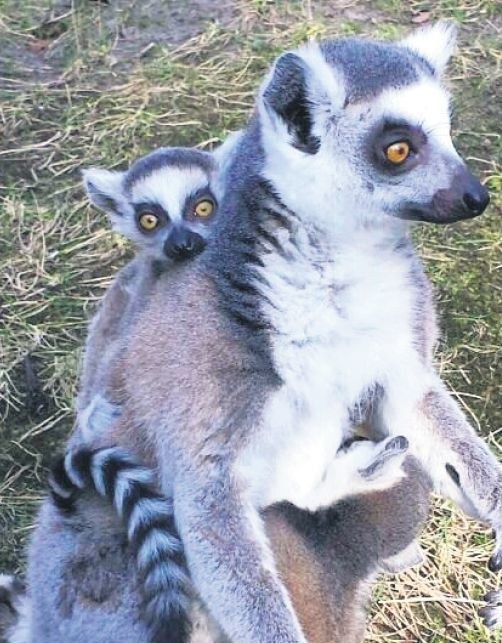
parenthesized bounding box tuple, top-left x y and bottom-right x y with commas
(385, 141, 411, 165)
(194, 199, 214, 218)
(139, 212, 159, 231)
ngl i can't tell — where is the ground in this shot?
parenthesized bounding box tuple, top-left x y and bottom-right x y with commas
(0, 0, 500, 641)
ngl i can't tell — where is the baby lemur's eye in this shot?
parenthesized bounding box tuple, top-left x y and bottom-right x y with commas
(385, 141, 411, 165)
(139, 212, 160, 231)
(194, 199, 214, 218)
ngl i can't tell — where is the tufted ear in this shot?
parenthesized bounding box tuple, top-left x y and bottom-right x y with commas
(82, 168, 126, 215)
(401, 21, 457, 77)
(262, 52, 320, 154)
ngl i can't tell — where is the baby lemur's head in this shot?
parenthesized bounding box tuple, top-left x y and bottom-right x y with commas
(83, 148, 219, 264)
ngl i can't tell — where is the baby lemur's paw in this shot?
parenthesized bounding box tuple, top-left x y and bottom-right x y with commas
(358, 435, 409, 481)
(479, 589, 502, 630)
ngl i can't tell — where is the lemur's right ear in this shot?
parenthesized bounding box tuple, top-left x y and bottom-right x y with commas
(262, 52, 320, 154)
(82, 168, 126, 214)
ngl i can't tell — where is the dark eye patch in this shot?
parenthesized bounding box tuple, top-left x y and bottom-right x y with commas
(369, 119, 427, 174)
(183, 187, 218, 223)
(133, 202, 170, 230)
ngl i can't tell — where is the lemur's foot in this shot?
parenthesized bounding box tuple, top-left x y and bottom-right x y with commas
(358, 436, 409, 481)
(380, 540, 425, 574)
(479, 590, 502, 630)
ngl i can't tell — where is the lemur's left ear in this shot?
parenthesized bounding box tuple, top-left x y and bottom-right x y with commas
(401, 21, 457, 76)
(262, 52, 321, 154)
(82, 168, 126, 214)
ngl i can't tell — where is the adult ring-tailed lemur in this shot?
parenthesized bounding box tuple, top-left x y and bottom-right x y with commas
(3, 22, 502, 643)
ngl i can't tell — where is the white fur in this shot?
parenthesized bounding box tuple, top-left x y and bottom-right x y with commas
(402, 21, 457, 76)
(65, 450, 86, 489)
(369, 79, 456, 156)
(238, 220, 434, 509)
(83, 168, 125, 211)
(130, 166, 209, 223)
(259, 42, 345, 152)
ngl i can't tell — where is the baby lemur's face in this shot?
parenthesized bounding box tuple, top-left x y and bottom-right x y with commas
(84, 147, 218, 263)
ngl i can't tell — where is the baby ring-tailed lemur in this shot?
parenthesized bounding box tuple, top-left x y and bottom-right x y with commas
(76, 145, 222, 439)
(4, 22, 502, 643)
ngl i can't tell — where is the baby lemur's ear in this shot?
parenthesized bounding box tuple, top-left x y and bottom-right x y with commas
(401, 21, 457, 77)
(82, 168, 127, 215)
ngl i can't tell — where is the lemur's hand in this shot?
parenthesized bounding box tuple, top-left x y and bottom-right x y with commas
(479, 590, 502, 630)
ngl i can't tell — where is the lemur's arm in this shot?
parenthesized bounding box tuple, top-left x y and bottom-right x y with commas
(173, 460, 307, 643)
(382, 379, 502, 570)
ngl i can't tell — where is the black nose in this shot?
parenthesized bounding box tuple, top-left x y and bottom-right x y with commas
(164, 226, 206, 261)
(463, 181, 490, 215)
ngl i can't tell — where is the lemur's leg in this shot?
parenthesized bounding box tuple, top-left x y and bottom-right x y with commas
(382, 379, 502, 571)
(173, 464, 308, 643)
(379, 540, 425, 573)
(298, 435, 409, 511)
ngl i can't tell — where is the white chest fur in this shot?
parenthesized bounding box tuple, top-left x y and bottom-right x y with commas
(238, 225, 427, 508)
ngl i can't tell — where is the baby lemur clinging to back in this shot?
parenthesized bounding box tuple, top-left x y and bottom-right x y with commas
(76, 146, 221, 439)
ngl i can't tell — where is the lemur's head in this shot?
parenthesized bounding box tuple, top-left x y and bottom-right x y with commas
(83, 148, 219, 263)
(259, 23, 489, 228)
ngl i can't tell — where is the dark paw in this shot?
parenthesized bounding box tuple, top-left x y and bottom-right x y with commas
(479, 589, 502, 630)
(488, 549, 502, 573)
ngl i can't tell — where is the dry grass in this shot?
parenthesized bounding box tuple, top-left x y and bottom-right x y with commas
(0, 0, 501, 640)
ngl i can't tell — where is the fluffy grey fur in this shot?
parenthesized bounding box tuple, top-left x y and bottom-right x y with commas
(1, 456, 432, 643)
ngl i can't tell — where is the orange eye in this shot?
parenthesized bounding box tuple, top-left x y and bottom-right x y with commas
(194, 199, 214, 218)
(138, 212, 159, 231)
(385, 141, 411, 165)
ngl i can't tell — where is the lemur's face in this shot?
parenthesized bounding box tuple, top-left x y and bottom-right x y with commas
(260, 24, 490, 227)
(322, 77, 489, 225)
(84, 148, 218, 263)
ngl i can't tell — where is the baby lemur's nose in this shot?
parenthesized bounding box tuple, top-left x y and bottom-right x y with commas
(462, 180, 490, 216)
(164, 226, 206, 260)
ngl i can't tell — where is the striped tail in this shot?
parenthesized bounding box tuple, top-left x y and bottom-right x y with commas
(49, 447, 191, 643)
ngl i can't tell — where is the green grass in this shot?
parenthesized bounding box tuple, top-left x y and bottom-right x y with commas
(0, 0, 501, 640)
